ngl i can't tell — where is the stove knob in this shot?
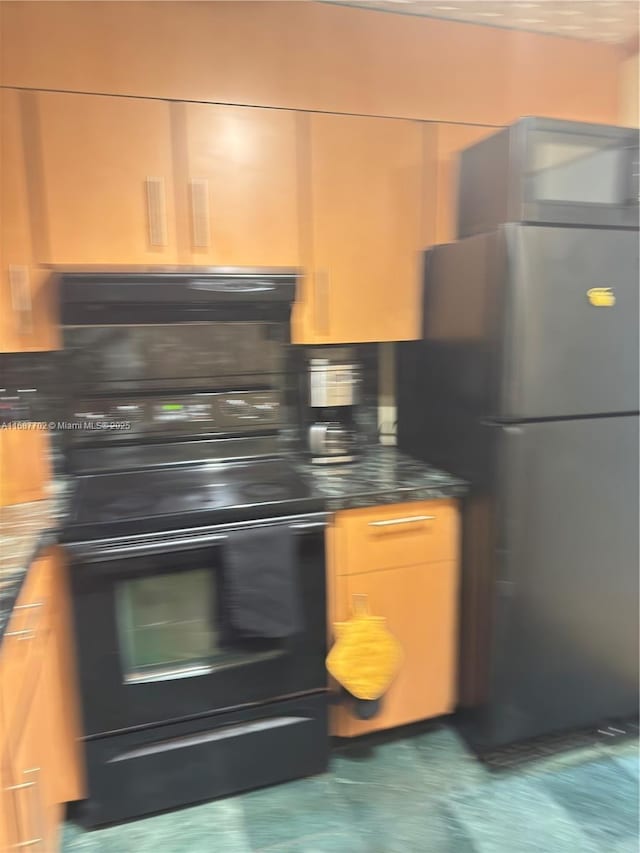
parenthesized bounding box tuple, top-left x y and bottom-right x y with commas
(74, 410, 106, 422)
(112, 404, 144, 431)
(253, 399, 279, 421)
(221, 398, 254, 419)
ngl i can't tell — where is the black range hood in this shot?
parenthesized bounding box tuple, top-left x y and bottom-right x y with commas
(58, 268, 299, 325)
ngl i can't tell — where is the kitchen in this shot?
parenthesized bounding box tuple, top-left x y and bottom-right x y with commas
(1, 2, 639, 851)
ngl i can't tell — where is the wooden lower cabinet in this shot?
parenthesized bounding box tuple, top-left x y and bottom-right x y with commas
(0, 550, 84, 853)
(9, 666, 60, 852)
(327, 501, 460, 737)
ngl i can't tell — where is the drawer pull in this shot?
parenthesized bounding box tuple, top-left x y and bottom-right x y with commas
(368, 515, 435, 528)
(12, 768, 44, 850)
(6, 602, 44, 640)
(5, 628, 35, 640)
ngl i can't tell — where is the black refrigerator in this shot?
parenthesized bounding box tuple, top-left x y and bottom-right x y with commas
(397, 223, 639, 752)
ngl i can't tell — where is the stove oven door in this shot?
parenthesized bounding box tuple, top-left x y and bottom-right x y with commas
(67, 515, 327, 737)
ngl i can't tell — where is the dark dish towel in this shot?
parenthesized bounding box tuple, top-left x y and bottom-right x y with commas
(222, 525, 302, 639)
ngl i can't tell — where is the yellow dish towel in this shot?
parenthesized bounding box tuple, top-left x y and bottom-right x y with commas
(326, 599, 403, 701)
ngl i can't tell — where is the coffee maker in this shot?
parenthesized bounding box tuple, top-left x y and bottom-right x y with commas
(304, 348, 360, 464)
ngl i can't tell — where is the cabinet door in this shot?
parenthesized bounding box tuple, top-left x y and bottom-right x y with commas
(0, 703, 19, 853)
(7, 668, 58, 853)
(331, 561, 459, 737)
(34, 91, 178, 265)
(294, 113, 426, 344)
(46, 552, 85, 805)
(435, 123, 496, 244)
(179, 103, 300, 266)
(0, 89, 58, 352)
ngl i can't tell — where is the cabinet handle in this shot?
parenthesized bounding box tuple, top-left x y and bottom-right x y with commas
(8, 265, 33, 336)
(145, 176, 168, 247)
(368, 515, 435, 528)
(6, 602, 43, 640)
(4, 628, 35, 640)
(9, 768, 43, 850)
(189, 178, 210, 249)
(314, 270, 329, 336)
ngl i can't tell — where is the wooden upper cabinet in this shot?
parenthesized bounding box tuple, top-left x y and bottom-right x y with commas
(33, 91, 179, 265)
(1, 87, 31, 351)
(0, 88, 58, 352)
(434, 123, 498, 245)
(293, 113, 430, 344)
(177, 103, 300, 267)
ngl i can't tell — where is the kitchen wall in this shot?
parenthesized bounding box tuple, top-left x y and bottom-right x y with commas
(0, 1, 621, 126)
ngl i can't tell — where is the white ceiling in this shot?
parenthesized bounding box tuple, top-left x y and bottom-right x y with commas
(326, 1, 639, 45)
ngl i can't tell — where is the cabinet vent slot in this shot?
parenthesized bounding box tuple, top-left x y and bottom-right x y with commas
(190, 178, 210, 249)
(145, 176, 168, 248)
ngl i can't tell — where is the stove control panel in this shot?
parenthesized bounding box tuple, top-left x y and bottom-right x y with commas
(151, 399, 215, 425)
(69, 390, 281, 440)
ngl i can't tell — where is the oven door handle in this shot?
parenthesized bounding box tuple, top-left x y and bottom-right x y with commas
(65, 513, 329, 562)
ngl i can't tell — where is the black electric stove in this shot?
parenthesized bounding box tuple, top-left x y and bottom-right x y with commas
(59, 270, 330, 828)
(65, 456, 323, 540)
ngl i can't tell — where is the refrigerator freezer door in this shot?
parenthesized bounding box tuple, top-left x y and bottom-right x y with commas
(483, 415, 639, 748)
(502, 225, 639, 419)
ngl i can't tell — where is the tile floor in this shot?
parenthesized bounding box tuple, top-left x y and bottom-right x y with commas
(62, 723, 639, 853)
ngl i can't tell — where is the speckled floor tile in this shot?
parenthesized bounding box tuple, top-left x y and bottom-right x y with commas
(600, 738, 640, 782)
(62, 798, 250, 852)
(449, 774, 598, 853)
(239, 774, 349, 851)
(259, 829, 370, 852)
(409, 725, 491, 794)
(537, 754, 639, 849)
(61, 726, 639, 853)
(331, 736, 432, 792)
(341, 783, 476, 853)
(612, 752, 640, 784)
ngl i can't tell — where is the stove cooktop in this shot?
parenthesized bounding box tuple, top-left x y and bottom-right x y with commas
(65, 458, 323, 540)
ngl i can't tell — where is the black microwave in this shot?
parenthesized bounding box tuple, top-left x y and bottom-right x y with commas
(457, 117, 639, 238)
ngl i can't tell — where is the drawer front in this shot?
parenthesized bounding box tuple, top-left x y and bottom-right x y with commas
(1, 556, 53, 738)
(335, 500, 459, 575)
(73, 694, 328, 827)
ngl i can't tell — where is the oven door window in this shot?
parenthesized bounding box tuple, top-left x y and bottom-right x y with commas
(116, 568, 282, 683)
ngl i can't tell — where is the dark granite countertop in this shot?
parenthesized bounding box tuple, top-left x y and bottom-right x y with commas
(294, 445, 467, 511)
